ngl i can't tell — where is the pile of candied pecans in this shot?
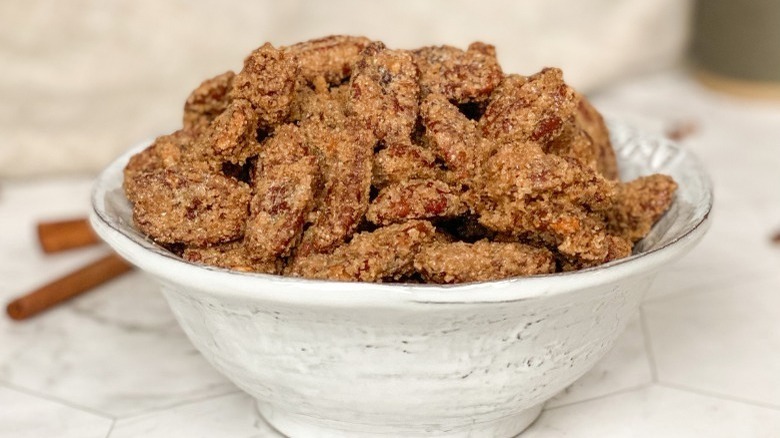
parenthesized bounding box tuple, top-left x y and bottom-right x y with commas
(123, 36, 677, 283)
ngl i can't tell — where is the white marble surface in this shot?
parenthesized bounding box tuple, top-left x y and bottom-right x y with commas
(2, 70, 779, 437)
(110, 394, 278, 438)
(0, 385, 112, 438)
(527, 386, 780, 437)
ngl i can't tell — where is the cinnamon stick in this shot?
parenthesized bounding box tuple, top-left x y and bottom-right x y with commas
(6, 253, 133, 321)
(37, 218, 100, 253)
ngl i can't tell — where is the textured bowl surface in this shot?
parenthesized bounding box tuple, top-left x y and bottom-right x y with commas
(91, 122, 712, 437)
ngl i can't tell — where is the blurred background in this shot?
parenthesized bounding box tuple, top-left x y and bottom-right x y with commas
(0, 0, 694, 176)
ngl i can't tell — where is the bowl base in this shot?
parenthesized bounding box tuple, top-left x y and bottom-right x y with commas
(256, 401, 543, 437)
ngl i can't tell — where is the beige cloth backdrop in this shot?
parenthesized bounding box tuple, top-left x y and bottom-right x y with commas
(0, 0, 692, 177)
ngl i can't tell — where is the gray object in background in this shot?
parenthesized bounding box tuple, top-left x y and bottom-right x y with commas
(692, 0, 780, 83)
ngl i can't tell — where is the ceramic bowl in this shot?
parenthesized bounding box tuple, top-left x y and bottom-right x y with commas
(91, 121, 712, 438)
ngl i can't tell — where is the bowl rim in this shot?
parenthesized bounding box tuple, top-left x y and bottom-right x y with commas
(91, 123, 713, 305)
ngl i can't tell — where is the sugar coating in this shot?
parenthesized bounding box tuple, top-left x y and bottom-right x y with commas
(183, 241, 283, 274)
(288, 221, 436, 282)
(183, 71, 235, 132)
(367, 179, 466, 226)
(288, 35, 372, 87)
(415, 240, 555, 283)
(123, 35, 677, 283)
(414, 43, 503, 103)
(128, 167, 250, 246)
(480, 69, 578, 146)
(244, 124, 320, 260)
(347, 42, 420, 144)
(607, 174, 678, 243)
(189, 99, 260, 168)
(372, 142, 443, 189)
(229, 43, 298, 129)
(573, 94, 619, 180)
(295, 120, 375, 256)
(475, 142, 619, 266)
(421, 93, 490, 182)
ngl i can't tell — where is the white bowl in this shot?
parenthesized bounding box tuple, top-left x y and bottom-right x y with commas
(91, 122, 712, 438)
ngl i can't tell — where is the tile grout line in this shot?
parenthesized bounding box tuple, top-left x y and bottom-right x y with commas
(0, 381, 115, 420)
(104, 419, 116, 438)
(657, 382, 780, 412)
(115, 388, 244, 421)
(638, 306, 659, 383)
(258, 413, 288, 437)
(543, 383, 654, 412)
